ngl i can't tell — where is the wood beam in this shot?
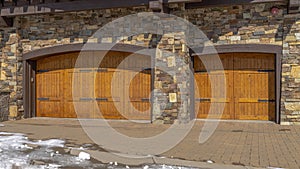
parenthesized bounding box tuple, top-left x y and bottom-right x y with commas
(0, 16, 13, 27)
(289, 0, 300, 14)
(0, 0, 287, 16)
(186, 0, 287, 8)
(0, 0, 149, 16)
(168, 0, 201, 3)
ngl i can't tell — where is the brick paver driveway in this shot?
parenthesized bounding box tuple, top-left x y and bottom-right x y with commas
(2, 119, 300, 169)
(164, 121, 300, 169)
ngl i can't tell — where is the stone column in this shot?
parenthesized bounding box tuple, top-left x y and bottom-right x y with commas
(281, 14, 300, 125)
(152, 32, 192, 124)
(0, 26, 22, 120)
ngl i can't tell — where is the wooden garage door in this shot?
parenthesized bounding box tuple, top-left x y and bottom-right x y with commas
(36, 51, 151, 120)
(194, 53, 275, 121)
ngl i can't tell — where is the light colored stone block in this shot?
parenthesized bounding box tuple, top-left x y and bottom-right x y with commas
(295, 33, 300, 40)
(167, 57, 176, 67)
(284, 102, 300, 111)
(0, 71, 6, 80)
(87, 38, 98, 43)
(169, 93, 177, 103)
(280, 121, 292, 125)
(156, 49, 163, 58)
(10, 44, 17, 53)
(137, 34, 145, 41)
(9, 106, 18, 117)
(219, 36, 226, 41)
(168, 38, 175, 45)
(287, 115, 300, 119)
(291, 66, 300, 78)
(154, 81, 162, 89)
(246, 39, 260, 43)
(285, 36, 296, 41)
(101, 37, 113, 43)
(182, 44, 187, 52)
(229, 36, 241, 41)
(243, 13, 251, 19)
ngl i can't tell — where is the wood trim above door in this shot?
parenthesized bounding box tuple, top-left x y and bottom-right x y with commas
(22, 43, 150, 61)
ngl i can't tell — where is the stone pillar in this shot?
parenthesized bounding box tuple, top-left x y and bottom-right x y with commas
(152, 32, 192, 124)
(281, 14, 300, 125)
(0, 26, 22, 120)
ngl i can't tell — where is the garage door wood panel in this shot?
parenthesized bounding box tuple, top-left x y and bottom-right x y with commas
(234, 71, 275, 120)
(95, 69, 124, 119)
(194, 53, 275, 121)
(233, 53, 275, 70)
(126, 69, 151, 120)
(64, 69, 95, 118)
(36, 70, 63, 117)
(194, 53, 233, 71)
(36, 52, 151, 120)
(194, 54, 234, 119)
(195, 71, 234, 119)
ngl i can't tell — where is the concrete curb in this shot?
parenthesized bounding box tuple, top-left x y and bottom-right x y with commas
(85, 150, 264, 169)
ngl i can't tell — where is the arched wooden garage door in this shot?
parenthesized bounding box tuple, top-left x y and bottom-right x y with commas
(36, 51, 151, 120)
(194, 53, 275, 121)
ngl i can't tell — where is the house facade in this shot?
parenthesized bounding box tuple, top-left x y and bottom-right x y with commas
(0, 0, 299, 125)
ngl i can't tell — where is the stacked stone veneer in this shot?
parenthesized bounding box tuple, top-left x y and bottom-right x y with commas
(153, 32, 191, 124)
(0, 27, 22, 121)
(170, 3, 286, 46)
(281, 14, 300, 125)
(0, 2, 299, 124)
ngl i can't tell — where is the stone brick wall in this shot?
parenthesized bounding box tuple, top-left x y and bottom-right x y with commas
(281, 14, 300, 125)
(0, 27, 22, 121)
(19, 7, 149, 53)
(170, 2, 286, 46)
(153, 32, 191, 124)
(0, 2, 300, 124)
(16, 7, 194, 124)
(13, 7, 195, 123)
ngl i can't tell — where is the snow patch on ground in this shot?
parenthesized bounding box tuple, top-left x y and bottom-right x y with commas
(0, 132, 200, 169)
(78, 151, 91, 160)
(0, 132, 100, 169)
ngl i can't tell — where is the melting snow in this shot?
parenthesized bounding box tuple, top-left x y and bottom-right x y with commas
(0, 132, 101, 169)
(78, 152, 91, 160)
(0, 132, 200, 169)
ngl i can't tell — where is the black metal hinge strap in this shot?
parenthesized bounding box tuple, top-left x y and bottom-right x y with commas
(257, 70, 275, 72)
(37, 97, 49, 101)
(37, 70, 49, 73)
(79, 69, 93, 72)
(258, 99, 275, 102)
(195, 70, 208, 73)
(141, 98, 150, 102)
(79, 98, 93, 101)
(195, 98, 211, 102)
(95, 98, 108, 101)
(96, 68, 108, 72)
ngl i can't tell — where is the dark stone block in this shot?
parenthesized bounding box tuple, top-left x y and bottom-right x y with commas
(0, 92, 9, 121)
(7, 52, 14, 56)
(253, 31, 265, 36)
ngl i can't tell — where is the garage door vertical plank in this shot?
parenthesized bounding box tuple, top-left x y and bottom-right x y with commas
(131, 69, 151, 120)
(234, 53, 275, 120)
(36, 58, 63, 118)
(194, 54, 234, 119)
